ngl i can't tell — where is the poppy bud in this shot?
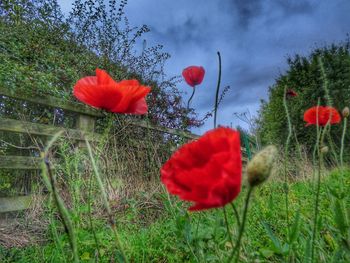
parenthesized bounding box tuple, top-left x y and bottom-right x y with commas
(247, 145, 277, 187)
(321, 146, 329, 154)
(342, 107, 349, 118)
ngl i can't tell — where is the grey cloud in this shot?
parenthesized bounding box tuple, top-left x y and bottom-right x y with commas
(57, 0, 350, 132)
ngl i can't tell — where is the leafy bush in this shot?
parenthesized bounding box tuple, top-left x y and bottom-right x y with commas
(0, 0, 201, 130)
(256, 42, 350, 158)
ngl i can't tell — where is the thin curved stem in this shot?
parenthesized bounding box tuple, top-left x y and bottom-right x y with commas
(282, 86, 291, 251)
(45, 160, 79, 263)
(311, 123, 328, 263)
(227, 187, 253, 263)
(214, 51, 222, 129)
(223, 207, 234, 248)
(230, 203, 241, 228)
(86, 139, 128, 262)
(187, 86, 196, 110)
(340, 117, 347, 167)
(88, 170, 101, 261)
(283, 86, 293, 263)
(324, 132, 339, 166)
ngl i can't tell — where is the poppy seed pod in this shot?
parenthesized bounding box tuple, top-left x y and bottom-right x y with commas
(247, 146, 277, 187)
(342, 107, 349, 118)
(321, 146, 329, 154)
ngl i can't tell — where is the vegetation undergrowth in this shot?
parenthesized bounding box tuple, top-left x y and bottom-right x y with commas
(1, 1, 350, 263)
(2, 168, 349, 262)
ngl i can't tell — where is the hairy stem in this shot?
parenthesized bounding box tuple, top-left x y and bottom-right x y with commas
(311, 123, 328, 262)
(340, 117, 347, 167)
(227, 187, 253, 263)
(88, 171, 101, 261)
(45, 159, 79, 263)
(230, 203, 241, 228)
(86, 139, 127, 262)
(187, 86, 196, 110)
(223, 206, 234, 248)
(214, 51, 222, 128)
(283, 86, 291, 245)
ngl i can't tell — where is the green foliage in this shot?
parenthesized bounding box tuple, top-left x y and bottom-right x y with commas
(3, 169, 350, 262)
(0, 0, 202, 130)
(257, 42, 350, 157)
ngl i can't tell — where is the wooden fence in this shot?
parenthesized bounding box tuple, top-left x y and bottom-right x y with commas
(0, 86, 201, 214)
(0, 86, 250, 214)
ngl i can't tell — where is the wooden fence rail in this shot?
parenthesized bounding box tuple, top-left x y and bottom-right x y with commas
(0, 86, 201, 213)
(0, 86, 251, 213)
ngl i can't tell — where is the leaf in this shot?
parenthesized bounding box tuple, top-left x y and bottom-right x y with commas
(333, 199, 348, 235)
(323, 232, 336, 250)
(289, 209, 302, 245)
(259, 248, 275, 258)
(262, 221, 283, 253)
(303, 238, 312, 263)
(80, 252, 90, 260)
(115, 251, 126, 263)
(184, 218, 192, 243)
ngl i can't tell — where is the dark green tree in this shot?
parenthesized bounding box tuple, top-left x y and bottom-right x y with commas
(256, 41, 350, 160)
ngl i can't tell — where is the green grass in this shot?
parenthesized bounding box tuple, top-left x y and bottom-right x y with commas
(2, 168, 349, 262)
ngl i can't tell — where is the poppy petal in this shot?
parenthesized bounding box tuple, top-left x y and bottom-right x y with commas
(73, 69, 151, 115)
(161, 127, 242, 212)
(182, 66, 205, 87)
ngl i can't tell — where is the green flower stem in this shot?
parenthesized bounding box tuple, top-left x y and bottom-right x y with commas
(87, 171, 101, 261)
(311, 123, 328, 263)
(340, 117, 347, 167)
(227, 187, 253, 263)
(312, 100, 321, 183)
(318, 57, 333, 106)
(45, 159, 79, 263)
(187, 86, 196, 111)
(230, 203, 241, 228)
(41, 131, 79, 263)
(326, 132, 340, 166)
(282, 86, 291, 248)
(223, 206, 234, 248)
(86, 139, 127, 263)
(49, 196, 68, 263)
(214, 51, 222, 129)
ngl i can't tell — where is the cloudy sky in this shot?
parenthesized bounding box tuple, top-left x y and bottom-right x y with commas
(57, 0, 350, 134)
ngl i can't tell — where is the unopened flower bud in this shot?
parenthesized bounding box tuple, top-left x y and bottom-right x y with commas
(247, 145, 277, 187)
(342, 107, 349, 118)
(321, 146, 329, 154)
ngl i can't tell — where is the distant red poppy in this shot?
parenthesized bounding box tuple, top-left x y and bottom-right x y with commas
(286, 89, 297, 97)
(161, 127, 242, 211)
(73, 69, 151, 114)
(304, 106, 341, 126)
(182, 66, 205, 87)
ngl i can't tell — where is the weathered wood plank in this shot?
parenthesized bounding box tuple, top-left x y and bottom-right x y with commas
(129, 120, 248, 153)
(76, 115, 96, 148)
(130, 120, 199, 139)
(0, 156, 44, 169)
(0, 118, 101, 141)
(0, 86, 103, 117)
(0, 195, 33, 212)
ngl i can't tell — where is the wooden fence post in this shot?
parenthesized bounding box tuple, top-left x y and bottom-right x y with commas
(76, 114, 96, 147)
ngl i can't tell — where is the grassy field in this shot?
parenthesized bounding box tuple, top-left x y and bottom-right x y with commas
(2, 166, 349, 263)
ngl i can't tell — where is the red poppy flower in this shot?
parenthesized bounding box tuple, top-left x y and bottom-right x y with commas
(73, 69, 151, 114)
(304, 106, 341, 126)
(161, 127, 242, 211)
(182, 66, 205, 87)
(286, 89, 297, 97)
